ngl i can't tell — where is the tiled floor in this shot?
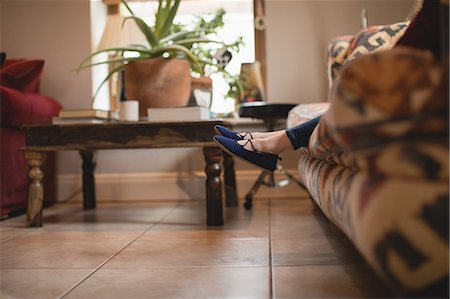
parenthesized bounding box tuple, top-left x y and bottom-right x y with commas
(0, 191, 396, 299)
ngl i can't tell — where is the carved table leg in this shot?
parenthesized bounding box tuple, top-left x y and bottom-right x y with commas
(79, 150, 97, 210)
(223, 152, 238, 207)
(25, 151, 46, 227)
(203, 146, 224, 226)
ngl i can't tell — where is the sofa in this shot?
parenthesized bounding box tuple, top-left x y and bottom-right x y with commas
(0, 55, 62, 218)
(286, 1, 448, 297)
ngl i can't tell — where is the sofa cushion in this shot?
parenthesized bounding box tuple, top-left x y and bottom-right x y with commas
(345, 22, 410, 63)
(327, 35, 353, 92)
(0, 59, 44, 93)
(309, 48, 448, 169)
(326, 22, 409, 95)
(0, 86, 62, 128)
(287, 102, 329, 128)
(298, 47, 449, 297)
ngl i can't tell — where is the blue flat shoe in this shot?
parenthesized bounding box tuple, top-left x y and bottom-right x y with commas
(214, 125, 253, 140)
(213, 135, 280, 172)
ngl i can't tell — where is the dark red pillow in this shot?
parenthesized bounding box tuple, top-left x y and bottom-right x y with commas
(0, 86, 62, 128)
(0, 59, 44, 93)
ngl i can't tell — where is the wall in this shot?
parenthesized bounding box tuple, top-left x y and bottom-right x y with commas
(1, 0, 413, 203)
(1, 0, 92, 107)
(266, 0, 414, 102)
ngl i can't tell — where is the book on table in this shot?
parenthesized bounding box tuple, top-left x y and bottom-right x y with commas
(147, 106, 212, 122)
(52, 116, 109, 125)
(58, 109, 110, 119)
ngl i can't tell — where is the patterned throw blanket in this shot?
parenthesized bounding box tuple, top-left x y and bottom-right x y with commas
(288, 19, 449, 297)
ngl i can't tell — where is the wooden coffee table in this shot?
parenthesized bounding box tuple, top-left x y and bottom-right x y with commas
(21, 120, 237, 227)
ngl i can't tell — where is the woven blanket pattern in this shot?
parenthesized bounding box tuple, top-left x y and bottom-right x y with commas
(298, 47, 449, 296)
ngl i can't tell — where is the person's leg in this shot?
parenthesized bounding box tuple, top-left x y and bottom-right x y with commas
(236, 130, 284, 139)
(237, 131, 292, 154)
(237, 116, 321, 154)
(215, 125, 284, 140)
(285, 116, 321, 150)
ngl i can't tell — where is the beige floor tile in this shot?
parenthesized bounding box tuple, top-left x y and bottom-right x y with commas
(0, 196, 395, 298)
(270, 203, 342, 239)
(273, 264, 394, 298)
(270, 198, 321, 218)
(0, 227, 29, 243)
(141, 202, 269, 239)
(0, 215, 27, 229)
(140, 221, 269, 240)
(0, 239, 129, 268)
(271, 216, 340, 240)
(1, 201, 173, 228)
(0, 268, 91, 299)
(65, 267, 270, 299)
(11, 222, 151, 242)
(104, 238, 269, 268)
(269, 197, 313, 208)
(55, 203, 175, 225)
(159, 200, 269, 226)
(271, 235, 359, 266)
(223, 204, 269, 222)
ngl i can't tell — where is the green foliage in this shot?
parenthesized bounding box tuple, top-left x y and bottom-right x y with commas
(76, 0, 243, 102)
(170, 8, 244, 100)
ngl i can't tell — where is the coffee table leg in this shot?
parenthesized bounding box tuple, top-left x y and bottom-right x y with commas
(25, 151, 46, 227)
(79, 150, 97, 210)
(203, 146, 224, 226)
(223, 152, 238, 207)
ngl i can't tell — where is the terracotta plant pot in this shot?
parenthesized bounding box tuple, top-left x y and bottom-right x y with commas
(124, 58, 191, 116)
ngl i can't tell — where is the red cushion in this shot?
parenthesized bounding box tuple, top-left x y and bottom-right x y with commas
(0, 86, 62, 128)
(0, 128, 28, 216)
(1, 59, 44, 93)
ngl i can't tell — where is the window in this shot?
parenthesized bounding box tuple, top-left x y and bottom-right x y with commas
(124, 0, 255, 114)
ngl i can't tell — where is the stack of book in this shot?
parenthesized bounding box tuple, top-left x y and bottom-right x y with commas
(52, 109, 111, 124)
(146, 106, 212, 122)
(53, 106, 213, 124)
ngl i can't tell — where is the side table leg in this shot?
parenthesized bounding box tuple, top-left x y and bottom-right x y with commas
(25, 151, 46, 227)
(203, 146, 224, 226)
(79, 150, 97, 210)
(223, 152, 238, 207)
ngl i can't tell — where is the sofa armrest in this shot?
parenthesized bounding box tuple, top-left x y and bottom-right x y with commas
(287, 102, 329, 128)
(308, 47, 448, 177)
(0, 86, 62, 128)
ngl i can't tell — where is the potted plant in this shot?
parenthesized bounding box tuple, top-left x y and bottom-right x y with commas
(77, 0, 243, 116)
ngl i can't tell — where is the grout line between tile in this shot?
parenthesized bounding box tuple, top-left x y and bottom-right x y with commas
(269, 198, 274, 299)
(0, 230, 32, 244)
(56, 201, 181, 299)
(94, 265, 269, 269)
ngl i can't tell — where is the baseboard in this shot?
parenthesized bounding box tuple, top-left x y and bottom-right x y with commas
(56, 169, 305, 203)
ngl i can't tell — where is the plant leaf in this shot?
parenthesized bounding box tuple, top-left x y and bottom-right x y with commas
(159, 30, 199, 44)
(121, 0, 135, 16)
(154, 0, 180, 40)
(160, 0, 180, 39)
(92, 64, 125, 103)
(123, 16, 159, 47)
(77, 47, 153, 70)
(73, 56, 145, 73)
(175, 38, 224, 47)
